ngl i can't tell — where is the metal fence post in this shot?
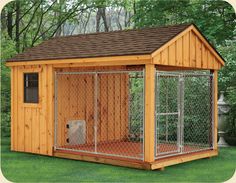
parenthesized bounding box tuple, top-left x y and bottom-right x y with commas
(211, 73, 215, 149)
(94, 73, 98, 153)
(177, 74, 181, 153)
(180, 74, 185, 153)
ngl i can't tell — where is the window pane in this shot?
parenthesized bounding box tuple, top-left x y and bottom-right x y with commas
(24, 73, 39, 103)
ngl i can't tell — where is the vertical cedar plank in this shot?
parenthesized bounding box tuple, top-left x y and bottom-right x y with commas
(183, 32, 190, 67)
(24, 107, 32, 152)
(168, 42, 176, 66)
(202, 44, 207, 69)
(213, 57, 216, 70)
(85, 75, 94, 144)
(57, 75, 62, 146)
(208, 52, 214, 69)
(40, 65, 47, 154)
(153, 53, 161, 64)
(144, 64, 155, 162)
(45, 66, 49, 154)
(107, 75, 115, 141)
(31, 108, 35, 153)
(217, 61, 221, 70)
(32, 108, 40, 153)
(161, 48, 168, 65)
(215, 61, 218, 70)
(159, 52, 163, 65)
(206, 50, 210, 69)
(120, 74, 128, 139)
(76, 75, 85, 125)
(10, 67, 14, 150)
(63, 74, 70, 145)
(114, 74, 121, 140)
(13, 67, 18, 150)
(81, 75, 86, 119)
(70, 75, 77, 118)
(213, 70, 218, 150)
(47, 65, 54, 155)
(17, 69, 24, 151)
(96, 75, 101, 143)
(196, 37, 202, 68)
(190, 31, 196, 67)
(209, 52, 214, 69)
(100, 74, 108, 141)
(125, 74, 129, 138)
(176, 37, 183, 66)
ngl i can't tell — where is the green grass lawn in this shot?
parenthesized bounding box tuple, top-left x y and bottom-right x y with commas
(1, 137, 236, 182)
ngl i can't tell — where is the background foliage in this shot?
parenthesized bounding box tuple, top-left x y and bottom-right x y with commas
(1, 0, 236, 139)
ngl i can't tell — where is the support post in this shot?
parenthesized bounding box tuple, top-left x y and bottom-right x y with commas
(144, 64, 155, 162)
(10, 67, 14, 151)
(48, 65, 54, 155)
(213, 70, 218, 150)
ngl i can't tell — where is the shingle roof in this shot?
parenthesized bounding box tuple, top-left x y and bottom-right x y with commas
(7, 24, 192, 62)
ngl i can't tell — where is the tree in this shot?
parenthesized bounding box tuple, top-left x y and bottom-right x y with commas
(133, 0, 236, 46)
(218, 41, 236, 136)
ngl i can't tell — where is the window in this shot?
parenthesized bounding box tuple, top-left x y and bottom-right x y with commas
(24, 73, 39, 103)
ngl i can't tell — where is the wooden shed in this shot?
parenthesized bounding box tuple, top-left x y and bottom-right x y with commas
(6, 24, 224, 170)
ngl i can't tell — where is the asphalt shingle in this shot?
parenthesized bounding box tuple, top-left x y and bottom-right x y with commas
(7, 24, 191, 62)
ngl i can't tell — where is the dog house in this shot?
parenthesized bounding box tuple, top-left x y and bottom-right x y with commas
(6, 24, 224, 170)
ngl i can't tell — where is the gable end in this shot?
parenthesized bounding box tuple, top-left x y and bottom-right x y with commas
(152, 25, 224, 70)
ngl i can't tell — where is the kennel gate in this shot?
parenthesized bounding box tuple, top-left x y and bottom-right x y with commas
(54, 70, 145, 160)
(155, 71, 214, 159)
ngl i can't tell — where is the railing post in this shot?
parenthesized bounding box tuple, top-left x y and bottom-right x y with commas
(144, 64, 155, 162)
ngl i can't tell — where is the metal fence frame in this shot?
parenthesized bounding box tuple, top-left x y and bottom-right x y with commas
(54, 69, 145, 160)
(155, 70, 214, 159)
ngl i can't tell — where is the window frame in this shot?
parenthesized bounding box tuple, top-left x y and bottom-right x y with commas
(23, 72, 39, 104)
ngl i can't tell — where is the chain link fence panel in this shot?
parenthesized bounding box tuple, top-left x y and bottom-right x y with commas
(54, 70, 144, 160)
(155, 71, 214, 159)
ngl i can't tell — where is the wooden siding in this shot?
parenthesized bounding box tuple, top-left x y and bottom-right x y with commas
(56, 68, 129, 146)
(153, 30, 222, 70)
(11, 65, 54, 155)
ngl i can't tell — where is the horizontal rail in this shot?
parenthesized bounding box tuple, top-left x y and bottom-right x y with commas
(156, 71, 213, 77)
(156, 112, 179, 116)
(56, 70, 144, 75)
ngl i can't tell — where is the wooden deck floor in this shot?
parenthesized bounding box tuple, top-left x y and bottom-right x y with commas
(156, 143, 210, 157)
(54, 142, 217, 170)
(57, 141, 208, 159)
